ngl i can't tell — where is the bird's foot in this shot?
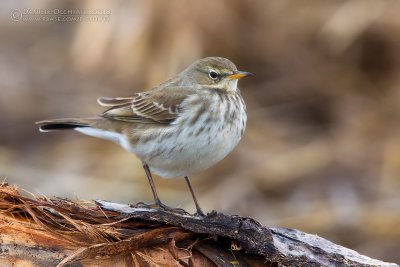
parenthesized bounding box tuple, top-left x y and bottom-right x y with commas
(194, 208, 206, 218)
(130, 201, 194, 216)
(155, 200, 189, 215)
(130, 201, 153, 209)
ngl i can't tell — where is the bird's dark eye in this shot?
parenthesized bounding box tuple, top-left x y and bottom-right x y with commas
(209, 71, 218, 80)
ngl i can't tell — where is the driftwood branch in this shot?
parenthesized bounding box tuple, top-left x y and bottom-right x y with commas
(0, 183, 397, 267)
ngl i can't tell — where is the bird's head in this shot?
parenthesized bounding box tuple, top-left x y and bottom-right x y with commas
(179, 57, 253, 93)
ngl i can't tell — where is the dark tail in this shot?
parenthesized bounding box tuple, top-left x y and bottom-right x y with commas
(36, 118, 91, 132)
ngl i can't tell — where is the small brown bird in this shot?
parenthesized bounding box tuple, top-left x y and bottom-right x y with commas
(37, 57, 252, 216)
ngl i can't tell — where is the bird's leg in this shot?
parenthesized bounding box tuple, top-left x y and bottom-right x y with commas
(142, 164, 190, 215)
(184, 176, 205, 216)
(142, 163, 169, 210)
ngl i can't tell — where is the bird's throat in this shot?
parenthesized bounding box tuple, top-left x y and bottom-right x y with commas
(227, 79, 239, 93)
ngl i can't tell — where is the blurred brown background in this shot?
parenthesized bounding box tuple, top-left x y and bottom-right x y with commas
(0, 0, 399, 263)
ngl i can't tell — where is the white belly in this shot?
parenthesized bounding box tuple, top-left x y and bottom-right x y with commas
(138, 124, 242, 178)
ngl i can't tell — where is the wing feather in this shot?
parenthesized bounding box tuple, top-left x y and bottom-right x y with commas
(98, 87, 194, 124)
(97, 96, 134, 107)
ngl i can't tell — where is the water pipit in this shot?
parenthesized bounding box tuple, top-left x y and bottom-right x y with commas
(37, 57, 252, 216)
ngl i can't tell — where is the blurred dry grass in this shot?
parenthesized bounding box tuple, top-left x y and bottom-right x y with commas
(0, 0, 399, 263)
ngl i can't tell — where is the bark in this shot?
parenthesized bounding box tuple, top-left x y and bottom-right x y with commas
(0, 183, 397, 267)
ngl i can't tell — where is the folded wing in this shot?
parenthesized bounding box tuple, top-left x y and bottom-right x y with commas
(98, 87, 193, 124)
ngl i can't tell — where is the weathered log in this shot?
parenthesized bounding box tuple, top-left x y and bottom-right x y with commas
(0, 183, 397, 267)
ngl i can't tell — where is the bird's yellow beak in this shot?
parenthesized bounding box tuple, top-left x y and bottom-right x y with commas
(226, 71, 253, 80)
